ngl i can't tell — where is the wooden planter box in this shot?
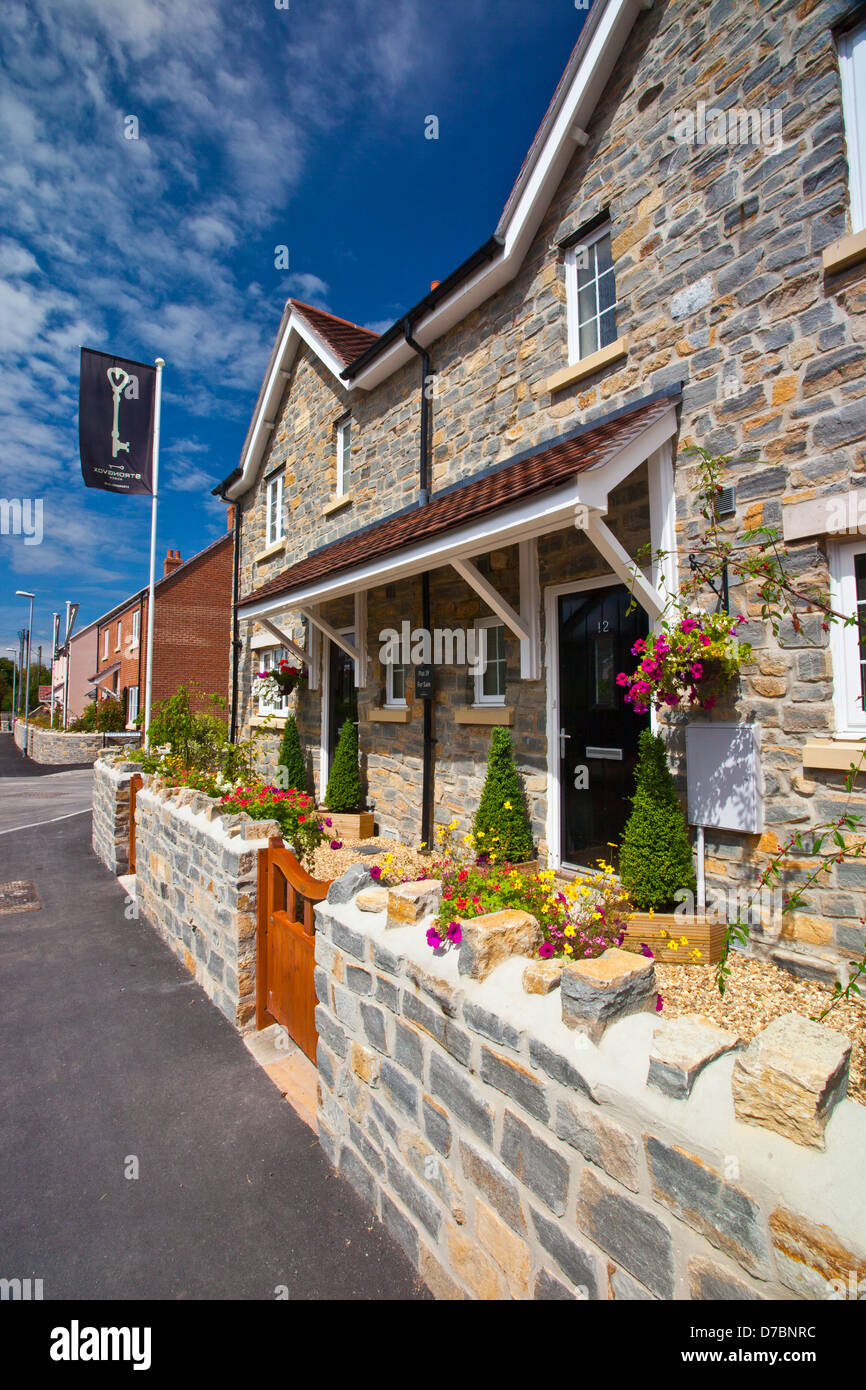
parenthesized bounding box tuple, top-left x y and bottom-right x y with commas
(621, 911, 726, 965)
(319, 809, 376, 840)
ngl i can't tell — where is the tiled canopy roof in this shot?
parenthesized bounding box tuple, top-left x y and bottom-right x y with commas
(290, 300, 379, 367)
(241, 393, 676, 612)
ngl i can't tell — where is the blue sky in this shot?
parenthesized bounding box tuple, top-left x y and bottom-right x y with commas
(0, 0, 589, 657)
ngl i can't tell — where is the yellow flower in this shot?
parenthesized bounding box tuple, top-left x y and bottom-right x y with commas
(680, 936, 688, 946)
(692, 949, 702, 960)
(503, 800, 512, 810)
(564, 942, 573, 954)
(563, 925, 575, 938)
(659, 927, 668, 938)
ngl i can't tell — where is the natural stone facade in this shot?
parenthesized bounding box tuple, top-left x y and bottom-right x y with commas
(15, 722, 139, 764)
(313, 882, 866, 1301)
(232, 0, 866, 982)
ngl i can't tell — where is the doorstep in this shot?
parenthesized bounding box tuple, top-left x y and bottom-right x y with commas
(244, 1023, 318, 1132)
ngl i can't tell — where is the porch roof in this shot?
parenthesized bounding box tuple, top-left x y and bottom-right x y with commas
(239, 389, 679, 619)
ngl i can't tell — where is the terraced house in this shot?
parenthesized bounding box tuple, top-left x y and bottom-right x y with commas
(219, 0, 866, 987)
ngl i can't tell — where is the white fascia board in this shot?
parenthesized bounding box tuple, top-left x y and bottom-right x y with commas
(577, 407, 677, 509)
(226, 312, 349, 500)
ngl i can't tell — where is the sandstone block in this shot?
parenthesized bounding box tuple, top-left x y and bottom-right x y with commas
(731, 1012, 850, 1148)
(561, 947, 657, 1043)
(769, 1205, 866, 1299)
(556, 1099, 640, 1192)
(446, 1223, 506, 1300)
(648, 1013, 742, 1099)
(522, 958, 563, 994)
(456, 910, 542, 981)
(356, 887, 388, 913)
(386, 879, 442, 927)
(475, 1199, 531, 1298)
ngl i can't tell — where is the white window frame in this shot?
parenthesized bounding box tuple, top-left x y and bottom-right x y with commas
(385, 660, 408, 708)
(265, 472, 285, 548)
(127, 685, 139, 729)
(839, 19, 866, 235)
(474, 616, 507, 706)
(336, 419, 351, 497)
(258, 645, 290, 718)
(565, 220, 617, 365)
(829, 540, 866, 736)
(115, 620, 122, 652)
(131, 608, 140, 648)
(102, 630, 109, 660)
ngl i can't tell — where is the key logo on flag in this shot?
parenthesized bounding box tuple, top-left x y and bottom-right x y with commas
(79, 347, 156, 494)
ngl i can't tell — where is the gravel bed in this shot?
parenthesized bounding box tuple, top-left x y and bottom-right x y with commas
(656, 954, 866, 1106)
(309, 836, 433, 884)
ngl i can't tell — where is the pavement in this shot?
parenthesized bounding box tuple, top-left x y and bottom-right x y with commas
(0, 736, 426, 1300)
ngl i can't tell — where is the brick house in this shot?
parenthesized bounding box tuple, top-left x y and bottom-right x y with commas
(90, 534, 233, 725)
(220, 0, 866, 985)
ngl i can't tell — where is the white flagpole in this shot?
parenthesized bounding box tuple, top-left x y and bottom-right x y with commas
(143, 357, 164, 749)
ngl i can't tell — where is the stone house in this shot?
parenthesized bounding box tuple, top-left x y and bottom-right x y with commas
(219, 0, 866, 985)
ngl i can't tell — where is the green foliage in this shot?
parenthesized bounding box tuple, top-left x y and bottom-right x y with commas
(277, 713, 307, 792)
(70, 697, 126, 733)
(619, 730, 695, 912)
(146, 682, 229, 772)
(221, 785, 324, 863)
(324, 719, 362, 812)
(472, 727, 534, 863)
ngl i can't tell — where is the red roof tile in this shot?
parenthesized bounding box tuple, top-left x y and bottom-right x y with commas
(240, 394, 676, 612)
(290, 300, 379, 367)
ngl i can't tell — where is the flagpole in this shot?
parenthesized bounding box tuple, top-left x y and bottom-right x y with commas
(143, 357, 164, 750)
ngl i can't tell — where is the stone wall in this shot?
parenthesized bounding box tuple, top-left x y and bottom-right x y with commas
(16, 722, 140, 764)
(92, 758, 279, 1031)
(314, 883, 866, 1301)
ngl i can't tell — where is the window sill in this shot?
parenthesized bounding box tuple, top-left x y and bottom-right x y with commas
(822, 229, 866, 276)
(369, 706, 412, 723)
(802, 739, 866, 771)
(322, 492, 354, 517)
(454, 705, 514, 726)
(250, 714, 288, 729)
(255, 538, 286, 563)
(545, 334, 630, 394)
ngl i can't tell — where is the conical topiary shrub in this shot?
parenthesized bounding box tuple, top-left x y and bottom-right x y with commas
(473, 727, 534, 863)
(325, 719, 362, 812)
(619, 729, 696, 912)
(277, 713, 307, 792)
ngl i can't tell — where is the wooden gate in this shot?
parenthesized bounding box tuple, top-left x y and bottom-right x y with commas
(128, 773, 143, 874)
(256, 837, 332, 1063)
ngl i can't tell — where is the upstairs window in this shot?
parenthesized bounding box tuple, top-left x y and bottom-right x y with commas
(336, 418, 351, 497)
(565, 221, 617, 363)
(115, 620, 122, 651)
(102, 630, 109, 661)
(258, 646, 290, 717)
(265, 472, 284, 548)
(839, 19, 866, 234)
(830, 540, 866, 736)
(131, 609, 140, 648)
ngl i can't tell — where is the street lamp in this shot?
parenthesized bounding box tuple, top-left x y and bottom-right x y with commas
(5, 648, 16, 729)
(16, 591, 34, 752)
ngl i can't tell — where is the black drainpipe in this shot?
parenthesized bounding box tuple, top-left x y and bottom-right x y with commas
(403, 318, 434, 849)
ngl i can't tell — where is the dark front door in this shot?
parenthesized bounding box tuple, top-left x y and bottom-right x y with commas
(328, 632, 357, 766)
(558, 583, 649, 868)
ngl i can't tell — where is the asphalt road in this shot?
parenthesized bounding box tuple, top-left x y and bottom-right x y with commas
(0, 747, 425, 1300)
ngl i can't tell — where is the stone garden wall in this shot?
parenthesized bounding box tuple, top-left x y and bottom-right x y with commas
(314, 878, 866, 1301)
(15, 721, 139, 764)
(92, 758, 279, 1031)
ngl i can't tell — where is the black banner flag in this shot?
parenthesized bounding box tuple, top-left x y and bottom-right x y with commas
(79, 347, 157, 495)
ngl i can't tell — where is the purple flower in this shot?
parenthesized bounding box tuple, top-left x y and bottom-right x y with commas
(656, 994, 664, 1013)
(426, 926, 443, 949)
(329, 839, 343, 850)
(640, 942, 654, 959)
(446, 921, 462, 945)
(690, 662, 704, 680)
(680, 617, 697, 634)
(324, 817, 333, 827)
(539, 941, 555, 959)
(370, 865, 382, 880)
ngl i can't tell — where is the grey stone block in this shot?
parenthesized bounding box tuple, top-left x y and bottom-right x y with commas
(646, 1135, 770, 1277)
(314, 1006, 348, 1059)
(577, 1169, 675, 1300)
(500, 1111, 569, 1215)
(464, 1002, 522, 1051)
(393, 1021, 424, 1080)
(534, 1269, 576, 1300)
(380, 1060, 418, 1120)
(528, 1037, 597, 1102)
(338, 1144, 379, 1211)
(480, 1047, 549, 1123)
(530, 1208, 598, 1298)
(380, 1191, 420, 1264)
(386, 1152, 442, 1239)
(403, 991, 471, 1066)
(327, 863, 371, 904)
(360, 1001, 388, 1053)
(422, 1097, 452, 1157)
(429, 1053, 494, 1146)
(331, 918, 367, 961)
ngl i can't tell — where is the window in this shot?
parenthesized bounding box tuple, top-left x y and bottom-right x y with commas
(127, 685, 139, 728)
(839, 20, 866, 234)
(830, 541, 866, 735)
(131, 609, 140, 648)
(565, 222, 617, 363)
(115, 620, 122, 651)
(386, 660, 409, 707)
(265, 472, 285, 548)
(474, 618, 507, 705)
(102, 629, 109, 660)
(258, 646, 290, 717)
(336, 419, 351, 497)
